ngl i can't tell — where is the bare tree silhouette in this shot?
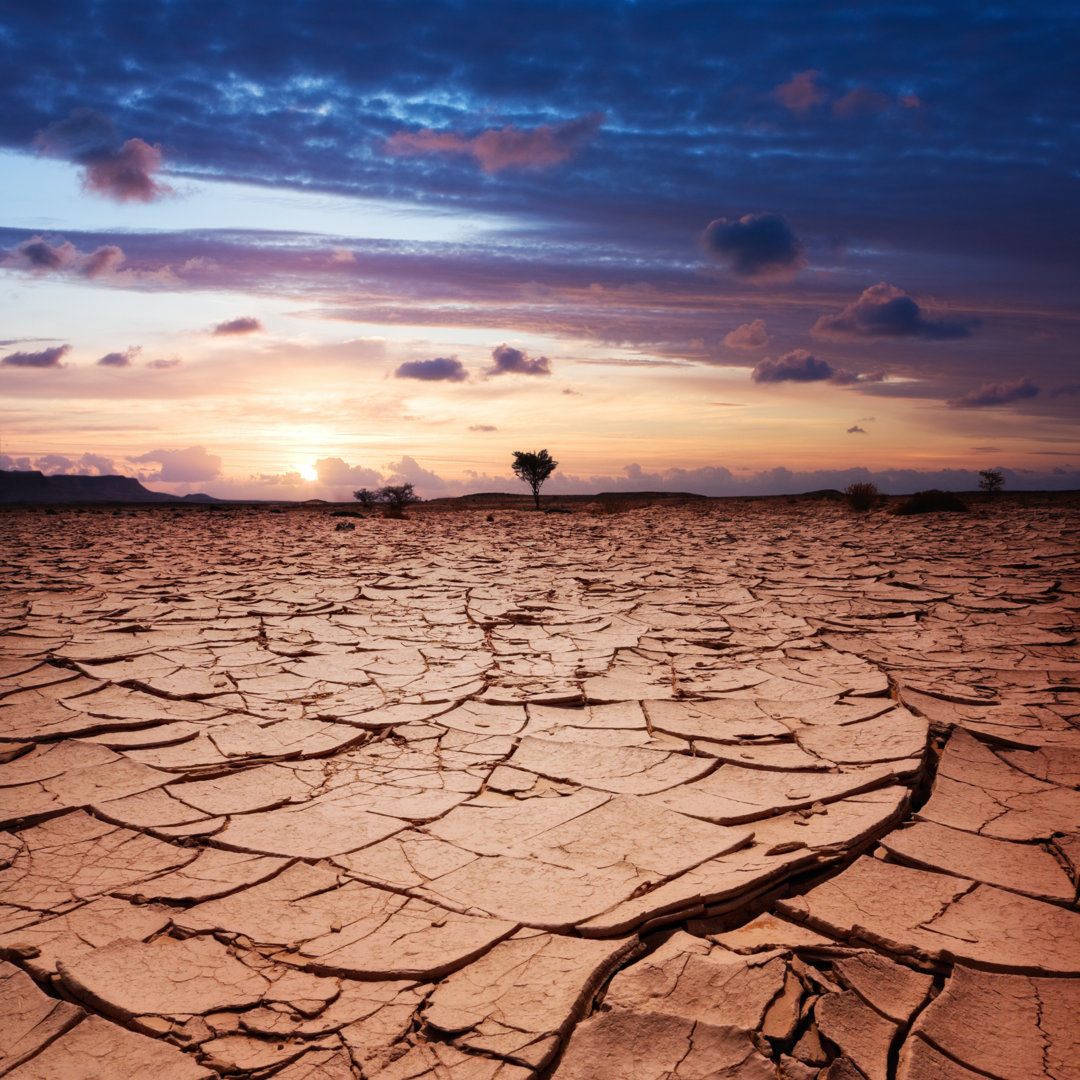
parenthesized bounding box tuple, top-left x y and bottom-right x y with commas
(978, 468, 1005, 495)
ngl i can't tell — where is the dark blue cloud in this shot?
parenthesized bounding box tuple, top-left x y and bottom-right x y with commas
(2, 344, 71, 368)
(97, 346, 140, 367)
(487, 344, 551, 376)
(703, 214, 805, 280)
(752, 350, 833, 383)
(947, 377, 1040, 409)
(812, 283, 973, 340)
(394, 356, 468, 381)
(0, 1, 1073, 271)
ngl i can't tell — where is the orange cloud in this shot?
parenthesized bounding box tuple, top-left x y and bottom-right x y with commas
(384, 113, 602, 173)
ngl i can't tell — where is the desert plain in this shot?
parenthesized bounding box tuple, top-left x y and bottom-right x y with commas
(0, 495, 1078, 1080)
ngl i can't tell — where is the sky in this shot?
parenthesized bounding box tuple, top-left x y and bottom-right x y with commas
(1, 0, 1077, 500)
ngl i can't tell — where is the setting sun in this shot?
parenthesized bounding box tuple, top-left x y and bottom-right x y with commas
(298, 464, 318, 482)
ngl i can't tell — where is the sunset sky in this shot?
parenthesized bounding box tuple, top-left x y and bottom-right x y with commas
(1, 1, 1077, 500)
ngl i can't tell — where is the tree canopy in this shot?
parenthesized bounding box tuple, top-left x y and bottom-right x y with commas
(512, 450, 558, 510)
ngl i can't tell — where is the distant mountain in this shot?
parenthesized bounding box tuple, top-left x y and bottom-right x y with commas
(0, 470, 218, 504)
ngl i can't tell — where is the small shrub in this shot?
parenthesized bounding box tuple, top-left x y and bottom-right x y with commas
(845, 482, 879, 512)
(893, 489, 968, 515)
(334, 520, 355, 531)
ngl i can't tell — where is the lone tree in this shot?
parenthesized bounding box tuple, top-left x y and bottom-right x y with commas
(512, 449, 558, 510)
(978, 468, 1005, 495)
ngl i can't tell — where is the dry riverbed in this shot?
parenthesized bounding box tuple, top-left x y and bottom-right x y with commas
(0, 498, 1077, 1079)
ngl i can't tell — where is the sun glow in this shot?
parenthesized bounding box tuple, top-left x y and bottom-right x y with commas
(298, 464, 318, 482)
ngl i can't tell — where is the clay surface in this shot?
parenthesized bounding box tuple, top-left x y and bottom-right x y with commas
(0, 498, 1077, 1077)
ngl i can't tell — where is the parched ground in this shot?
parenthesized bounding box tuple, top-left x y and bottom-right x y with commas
(0, 498, 1077, 1080)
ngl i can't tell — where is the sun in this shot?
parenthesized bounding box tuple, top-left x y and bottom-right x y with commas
(298, 464, 318, 482)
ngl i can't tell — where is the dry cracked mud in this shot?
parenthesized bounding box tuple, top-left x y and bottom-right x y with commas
(0, 496, 1077, 1079)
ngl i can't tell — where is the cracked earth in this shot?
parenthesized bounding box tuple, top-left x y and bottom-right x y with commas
(0, 498, 1077, 1079)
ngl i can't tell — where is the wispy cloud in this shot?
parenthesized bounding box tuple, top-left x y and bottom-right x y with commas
(212, 317, 264, 336)
(947, 377, 1040, 409)
(772, 70, 826, 114)
(384, 113, 603, 173)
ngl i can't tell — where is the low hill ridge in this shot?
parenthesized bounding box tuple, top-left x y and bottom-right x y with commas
(0, 470, 209, 504)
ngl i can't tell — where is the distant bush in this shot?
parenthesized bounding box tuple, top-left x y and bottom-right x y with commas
(893, 489, 968, 515)
(353, 482, 421, 518)
(845, 482, 879, 512)
(379, 483, 421, 518)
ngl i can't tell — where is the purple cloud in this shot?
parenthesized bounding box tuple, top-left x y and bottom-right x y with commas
(212, 317, 264, 336)
(772, 70, 826, 114)
(97, 346, 141, 367)
(847, 425, 867, 434)
(2, 344, 71, 368)
(83, 139, 172, 202)
(34, 110, 173, 203)
(4, 235, 77, 273)
(130, 446, 221, 481)
(832, 86, 895, 117)
(394, 356, 468, 382)
(3, 234, 125, 278)
(751, 349, 833, 383)
(947, 377, 1040, 409)
(78, 245, 125, 278)
(812, 282, 973, 340)
(488, 343, 551, 376)
(384, 113, 603, 173)
(314, 456, 381, 488)
(724, 319, 770, 350)
(469, 424, 498, 432)
(703, 213, 806, 280)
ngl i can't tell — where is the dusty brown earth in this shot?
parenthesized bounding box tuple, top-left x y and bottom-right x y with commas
(0, 497, 1077, 1080)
